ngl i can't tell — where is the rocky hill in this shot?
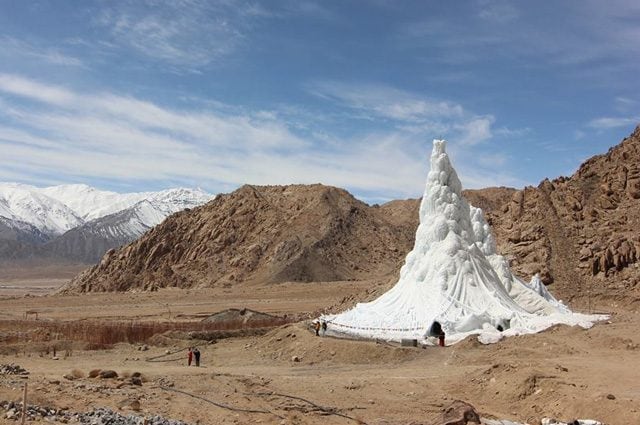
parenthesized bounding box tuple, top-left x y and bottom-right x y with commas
(482, 126, 640, 303)
(64, 184, 419, 292)
(65, 127, 640, 303)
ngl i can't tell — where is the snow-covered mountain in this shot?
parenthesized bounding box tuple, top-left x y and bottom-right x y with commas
(43, 190, 213, 263)
(0, 182, 213, 263)
(40, 184, 149, 221)
(0, 216, 49, 244)
(0, 183, 84, 235)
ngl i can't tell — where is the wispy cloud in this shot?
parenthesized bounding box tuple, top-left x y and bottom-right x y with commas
(399, 1, 640, 72)
(92, 0, 269, 67)
(0, 74, 77, 105)
(0, 74, 526, 200)
(456, 116, 494, 146)
(477, 0, 519, 23)
(307, 80, 502, 147)
(614, 96, 638, 112)
(0, 74, 428, 198)
(587, 116, 639, 130)
(306, 81, 464, 122)
(0, 36, 85, 68)
(305, 79, 530, 188)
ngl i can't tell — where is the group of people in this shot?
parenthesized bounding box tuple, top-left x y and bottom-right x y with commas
(187, 347, 201, 366)
(313, 320, 328, 336)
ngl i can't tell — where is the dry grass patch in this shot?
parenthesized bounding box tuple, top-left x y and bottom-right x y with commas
(0, 315, 293, 348)
(70, 368, 84, 378)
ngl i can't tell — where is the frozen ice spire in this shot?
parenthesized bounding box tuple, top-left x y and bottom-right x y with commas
(321, 139, 604, 344)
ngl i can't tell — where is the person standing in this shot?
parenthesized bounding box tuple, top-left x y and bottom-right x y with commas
(313, 321, 321, 336)
(321, 321, 327, 336)
(187, 347, 193, 366)
(193, 347, 201, 367)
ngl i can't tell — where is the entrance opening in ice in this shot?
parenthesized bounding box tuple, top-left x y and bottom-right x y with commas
(321, 139, 606, 345)
(428, 321, 443, 337)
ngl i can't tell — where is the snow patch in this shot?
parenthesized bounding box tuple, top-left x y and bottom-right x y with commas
(0, 183, 213, 239)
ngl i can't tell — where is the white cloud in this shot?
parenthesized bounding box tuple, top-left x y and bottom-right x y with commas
(477, 1, 519, 23)
(614, 96, 638, 112)
(0, 74, 526, 200)
(493, 126, 531, 138)
(0, 74, 77, 106)
(456, 116, 494, 146)
(0, 74, 429, 198)
(306, 82, 498, 149)
(307, 81, 464, 122)
(587, 116, 639, 129)
(400, 1, 640, 75)
(0, 36, 85, 68)
(93, 0, 266, 67)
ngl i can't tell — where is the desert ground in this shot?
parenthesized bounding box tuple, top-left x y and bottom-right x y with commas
(0, 272, 638, 425)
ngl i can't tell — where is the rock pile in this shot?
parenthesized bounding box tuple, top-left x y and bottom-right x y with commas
(0, 364, 28, 376)
(78, 407, 188, 425)
(2, 400, 70, 422)
(0, 401, 188, 424)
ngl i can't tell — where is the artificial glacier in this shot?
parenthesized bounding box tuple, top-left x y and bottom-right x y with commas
(322, 140, 605, 345)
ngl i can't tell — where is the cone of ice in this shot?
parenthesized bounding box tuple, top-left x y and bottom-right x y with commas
(321, 140, 604, 345)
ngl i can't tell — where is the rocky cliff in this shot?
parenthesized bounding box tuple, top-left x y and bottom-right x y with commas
(482, 126, 640, 303)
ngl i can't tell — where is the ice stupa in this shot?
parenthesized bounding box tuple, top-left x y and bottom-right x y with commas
(322, 140, 604, 345)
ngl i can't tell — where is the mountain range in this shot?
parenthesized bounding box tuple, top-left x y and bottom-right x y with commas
(0, 184, 213, 263)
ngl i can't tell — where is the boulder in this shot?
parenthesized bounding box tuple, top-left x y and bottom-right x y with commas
(439, 400, 481, 425)
(99, 370, 118, 379)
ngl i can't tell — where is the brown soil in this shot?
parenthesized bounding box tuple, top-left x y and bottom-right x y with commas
(1, 281, 639, 424)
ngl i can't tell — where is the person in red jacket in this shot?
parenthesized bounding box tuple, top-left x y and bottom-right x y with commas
(187, 347, 193, 366)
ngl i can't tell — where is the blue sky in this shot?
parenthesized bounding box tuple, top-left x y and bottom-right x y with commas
(0, 1, 638, 203)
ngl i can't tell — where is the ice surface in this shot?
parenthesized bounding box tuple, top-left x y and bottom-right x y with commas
(321, 140, 605, 344)
(483, 418, 602, 425)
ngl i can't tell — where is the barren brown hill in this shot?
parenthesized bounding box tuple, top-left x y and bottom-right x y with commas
(64, 127, 640, 304)
(63, 184, 418, 292)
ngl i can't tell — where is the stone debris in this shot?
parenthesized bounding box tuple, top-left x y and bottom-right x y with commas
(0, 401, 189, 424)
(78, 407, 188, 424)
(0, 364, 29, 376)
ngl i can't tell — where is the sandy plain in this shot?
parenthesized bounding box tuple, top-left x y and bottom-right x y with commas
(0, 273, 639, 425)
